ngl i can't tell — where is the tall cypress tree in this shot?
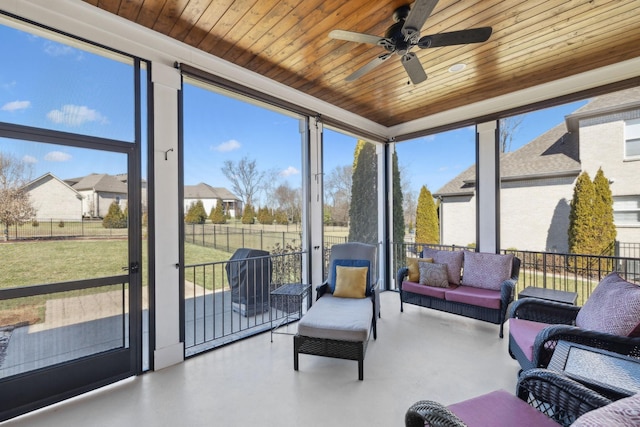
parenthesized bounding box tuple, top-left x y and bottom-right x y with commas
(415, 185, 439, 246)
(568, 171, 595, 257)
(348, 140, 377, 244)
(593, 168, 616, 256)
(392, 151, 406, 266)
(209, 200, 226, 224)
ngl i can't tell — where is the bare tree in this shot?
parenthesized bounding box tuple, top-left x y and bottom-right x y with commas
(0, 152, 36, 240)
(499, 115, 525, 153)
(273, 183, 301, 221)
(324, 164, 352, 224)
(221, 156, 267, 206)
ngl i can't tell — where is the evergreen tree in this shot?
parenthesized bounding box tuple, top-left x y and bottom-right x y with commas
(241, 203, 255, 224)
(185, 200, 207, 224)
(257, 206, 274, 224)
(415, 185, 439, 247)
(392, 151, 406, 265)
(209, 200, 226, 224)
(568, 172, 596, 256)
(592, 168, 616, 256)
(103, 202, 127, 228)
(274, 209, 288, 225)
(348, 140, 377, 244)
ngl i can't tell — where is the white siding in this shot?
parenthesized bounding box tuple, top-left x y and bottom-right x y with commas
(27, 175, 82, 220)
(440, 194, 476, 247)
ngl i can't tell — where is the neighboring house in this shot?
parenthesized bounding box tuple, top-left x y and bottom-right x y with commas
(435, 87, 640, 253)
(65, 173, 128, 218)
(183, 183, 242, 218)
(22, 173, 84, 221)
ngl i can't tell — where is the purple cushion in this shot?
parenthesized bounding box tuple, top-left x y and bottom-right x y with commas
(462, 251, 513, 290)
(402, 280, 453, 299)
(448, 389, 560, 427)
(423, 249, 464, 285)
(576, 272, 640, 337)
(509, 318, 548, 361)
(572, 392, 640, 426)
(444, 285, 502, 309)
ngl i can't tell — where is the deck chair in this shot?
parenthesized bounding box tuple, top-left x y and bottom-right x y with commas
(294, 242, 379, 380)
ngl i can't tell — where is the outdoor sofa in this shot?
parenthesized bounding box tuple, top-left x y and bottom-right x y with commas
(397, 248, 520, 338)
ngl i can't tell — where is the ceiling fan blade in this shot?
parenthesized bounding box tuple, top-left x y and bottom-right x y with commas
(401, 52, 427, 85)
(345, 53, 392, 81)
(329, 29, 388, 46)
(402, 0, 439, 41)
(417, 27, 493, 48)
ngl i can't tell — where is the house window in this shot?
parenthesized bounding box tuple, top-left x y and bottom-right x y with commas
(625, 118, 640, 159)
(614, 196, 640, 225)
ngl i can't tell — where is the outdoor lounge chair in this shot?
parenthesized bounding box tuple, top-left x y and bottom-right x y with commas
(294, 242, 378, 380)
(405, 368, 614, 427)
(508, 272, 640, 372)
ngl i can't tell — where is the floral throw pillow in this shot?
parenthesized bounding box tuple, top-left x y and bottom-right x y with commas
(419, 262, 449, 288)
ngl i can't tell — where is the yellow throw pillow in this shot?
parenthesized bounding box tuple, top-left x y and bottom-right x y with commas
(333, 265, 368, 298)
(407, 257, 434, 282)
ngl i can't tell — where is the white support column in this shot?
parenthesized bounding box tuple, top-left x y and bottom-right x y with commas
(476, 121, 500, 253)
(151, 63, 184, 370)
(308, 116, 324, 294)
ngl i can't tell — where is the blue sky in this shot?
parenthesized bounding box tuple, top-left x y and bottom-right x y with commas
(1, 22, 588, 201)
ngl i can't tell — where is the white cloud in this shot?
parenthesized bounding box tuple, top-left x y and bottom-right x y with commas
(1, 100, 31, 112)
(44, 151, 72, 162)
(22, 155, 38, 164)
(212, 139, 241, 152)
(279, 166, 299, 177)
(2, 81, 17, 91)
(43, 41, 76, 57)
(47, 104, 108, 127)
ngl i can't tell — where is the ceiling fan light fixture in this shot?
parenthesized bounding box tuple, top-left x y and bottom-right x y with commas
(449, 63, 466, 73)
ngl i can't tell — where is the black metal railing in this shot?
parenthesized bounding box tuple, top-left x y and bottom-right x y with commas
(390, 242, 640, 306)
(183, 250, 305, 356)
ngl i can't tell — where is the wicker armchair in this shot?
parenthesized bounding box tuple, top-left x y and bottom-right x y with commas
(508, 272, 640, 371)
(405, 369, 612, 427)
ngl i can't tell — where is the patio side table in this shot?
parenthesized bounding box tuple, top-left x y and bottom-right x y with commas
(270, 283, 311, 342)
(518, 286, 578, 305)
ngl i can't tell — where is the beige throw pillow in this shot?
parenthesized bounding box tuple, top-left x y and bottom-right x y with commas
(418, 262, 449, 288)
(407, 257, 434, 282)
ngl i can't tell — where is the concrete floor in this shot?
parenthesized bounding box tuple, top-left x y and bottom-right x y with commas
(2, 291, 521, 427)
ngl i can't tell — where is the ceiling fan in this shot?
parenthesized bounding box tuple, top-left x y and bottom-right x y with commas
(329, 0, 492, 85)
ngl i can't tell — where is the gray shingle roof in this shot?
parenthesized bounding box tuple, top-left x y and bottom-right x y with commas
(184, 183, 240, 201)
(68, 173, 127, 193)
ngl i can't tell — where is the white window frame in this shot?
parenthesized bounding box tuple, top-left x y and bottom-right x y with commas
(613, 195, 640, 226)
(624, 118, 640, 160)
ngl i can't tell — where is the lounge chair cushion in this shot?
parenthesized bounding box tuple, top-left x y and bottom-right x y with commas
(333, 266, 368, 299)
(448, 389, 561, 427)
(509, 318, 549, 361)
(575, 272, 640, 337)
(462, 251, 514, 290)
(418, 262, 449, 288)
(297, 294, 372, 342)
(422, 249, 464, 285)
(407, 257, 433, 282)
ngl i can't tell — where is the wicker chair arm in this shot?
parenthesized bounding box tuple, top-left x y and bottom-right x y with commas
(500, 279, 516, 307)
(532, 324, 640, 368)
(405, 400, 468, 427)
(508, 297, 580, 324)
(316, 282, 330, 300)
(397, 267, 409, 291)
(517, 368, 612, 426)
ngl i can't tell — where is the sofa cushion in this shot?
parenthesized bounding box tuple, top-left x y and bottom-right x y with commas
(418, 262, 449, 288)
(448, 389, 560, 427)
(297, 294, 372, 342)
(576, 272, 640, 337)
(407, 257, 433, 282)
(445, 285, 503, 309)
(422, 249, 464, 285)
(402, 280, 455, 299)
(462, 251, 513, 290)
(330, 259, 371, 294)
(508, 318, 549, 361)
(572, 392, 640, 427)
(333, 265, 368, 299)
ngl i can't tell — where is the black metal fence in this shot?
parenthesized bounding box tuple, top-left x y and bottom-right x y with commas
(183, 250, 306, 355)
(184, 223, 302, 253)
(390, 242, 640, 306)
(2, 219, 128, 240)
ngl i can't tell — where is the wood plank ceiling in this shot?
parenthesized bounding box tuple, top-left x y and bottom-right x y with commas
(82, 0, 640, 128)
